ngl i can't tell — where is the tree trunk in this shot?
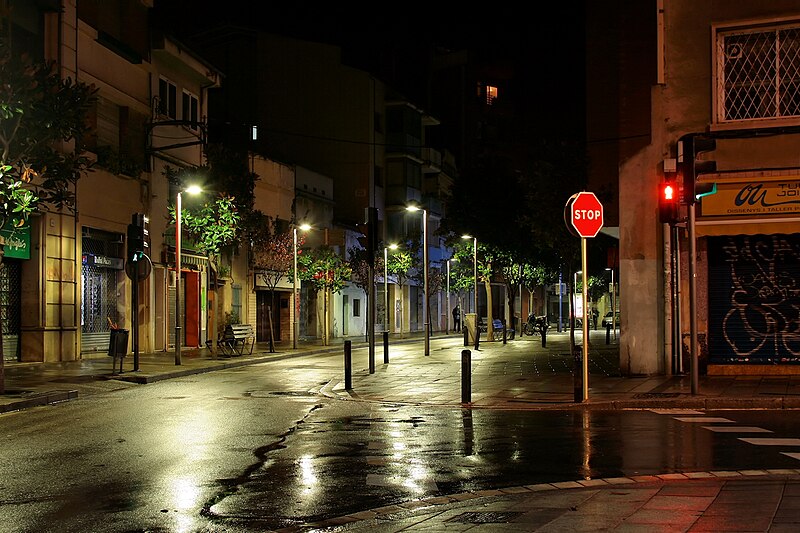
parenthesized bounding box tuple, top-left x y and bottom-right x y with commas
(0, 245, 5, 394)
(484, 279, 494, 340)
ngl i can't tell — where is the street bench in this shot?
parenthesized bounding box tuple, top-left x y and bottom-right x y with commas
(219, 324, 255, 356)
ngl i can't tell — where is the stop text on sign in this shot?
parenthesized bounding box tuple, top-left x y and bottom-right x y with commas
(573, 209, 602, 220)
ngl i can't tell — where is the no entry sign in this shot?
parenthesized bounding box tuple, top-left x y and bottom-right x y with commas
(565, 192, 604, 238)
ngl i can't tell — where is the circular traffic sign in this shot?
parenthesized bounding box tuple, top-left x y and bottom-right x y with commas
(565, 191, 604, 238)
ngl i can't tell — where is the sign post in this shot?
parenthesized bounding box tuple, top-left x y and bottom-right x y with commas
(564, 192, 604, 402)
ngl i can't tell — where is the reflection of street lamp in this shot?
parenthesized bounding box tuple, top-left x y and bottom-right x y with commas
(462, 235, 477, 323)
(406, 205, 429, 356)
(384, 243, 397, 332)
(175, 184, 202, 366)
(293, 223, 311, 349)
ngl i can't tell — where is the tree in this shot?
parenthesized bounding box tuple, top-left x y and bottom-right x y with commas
(297, 245, 351, 345)
(167, 182, 240, 351)
(386, 243, 415, 336)
(0, 19, 96, 393)
(250, 213, 299, 351)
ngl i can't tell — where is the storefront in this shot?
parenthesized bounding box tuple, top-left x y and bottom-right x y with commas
(0, 226, 28, 361)
(81, 228, 126, 354)
(698, 174, 800, 372)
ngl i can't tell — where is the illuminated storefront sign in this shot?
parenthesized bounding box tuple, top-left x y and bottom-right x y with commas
(82, 254, 124, 269)
(702, 179, 800, 217)
(0, 226, 30, 260)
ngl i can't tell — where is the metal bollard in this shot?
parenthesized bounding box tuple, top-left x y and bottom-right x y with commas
(502, 322, 507, 345)
(474, 324, 480, 351)
(344, 340, 352, 390)
(573, 346, 582, 403)
(463, 325, 469, 346)
(461, 349, 471, 403)
(606, 323, 612, 345)
(383, 331, 389, 364)
(541, 327, 547, 348)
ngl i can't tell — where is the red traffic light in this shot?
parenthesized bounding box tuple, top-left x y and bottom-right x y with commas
(659, 179, 679, 225)
(663, 183, 675, 201)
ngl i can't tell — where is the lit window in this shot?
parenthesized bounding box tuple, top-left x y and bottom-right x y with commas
(251, 125, 258, 140)
(486, 85, 498, 105)
(716, 22, 800, 123)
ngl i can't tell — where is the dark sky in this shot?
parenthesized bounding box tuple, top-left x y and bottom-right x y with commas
(152, 1, 587, 138)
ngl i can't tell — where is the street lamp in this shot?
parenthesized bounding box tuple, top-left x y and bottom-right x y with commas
(406, 205, 429, 356)
(462, 235, 477, 333)
(384, 243, 397, 332)
(446, 258, 453, 333)
(175, 184, 202, 366)
(293, 223, 311, 349)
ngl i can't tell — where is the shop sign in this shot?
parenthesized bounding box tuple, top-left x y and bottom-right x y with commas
(702, 179, 800, 217)
(0, 226, 31, 259)
(83, 254, 124, 269)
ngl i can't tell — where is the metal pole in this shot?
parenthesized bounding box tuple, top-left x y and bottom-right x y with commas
(175, 192, 182, 366)
(473, 237, 478, 326)
(383, 331, 389, 364)
(423, 209, 429, 356)
(293, 228, 298, 350)
(461, 349, 471, 404)
(344, 340, 352, 390)
(581, 238, 589, 402)
(689, 203, 699, 394)
(384, 247, 389, 333)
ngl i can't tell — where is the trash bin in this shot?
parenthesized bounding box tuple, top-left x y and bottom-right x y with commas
(108, 329, 129, 358)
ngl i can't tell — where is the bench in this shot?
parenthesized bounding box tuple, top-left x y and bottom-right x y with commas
(219, 324, 255, 356)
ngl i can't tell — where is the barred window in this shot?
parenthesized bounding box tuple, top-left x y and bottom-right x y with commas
(716, 23, 800, 123)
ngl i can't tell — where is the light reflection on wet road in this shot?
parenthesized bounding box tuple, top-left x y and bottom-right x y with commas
(207, 404, 800, 531)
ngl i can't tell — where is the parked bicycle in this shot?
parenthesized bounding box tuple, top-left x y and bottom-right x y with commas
(522, 314, 549, 336)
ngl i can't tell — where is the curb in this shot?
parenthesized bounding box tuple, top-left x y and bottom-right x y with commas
(0, 389, 78, 413)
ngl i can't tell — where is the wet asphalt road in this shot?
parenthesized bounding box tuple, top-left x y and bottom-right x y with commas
(1, 356, 800, 532)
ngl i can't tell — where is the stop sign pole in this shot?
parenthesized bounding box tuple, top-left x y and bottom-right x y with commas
(564, 192, 604, 403)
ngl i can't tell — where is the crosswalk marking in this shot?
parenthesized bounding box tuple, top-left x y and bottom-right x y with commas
(674, 417, 735, 423)
(649, 409, 705, 415)
(781, 452, 800, 461)
(739, 438, 800, 446)
(703, 426, 772, 433)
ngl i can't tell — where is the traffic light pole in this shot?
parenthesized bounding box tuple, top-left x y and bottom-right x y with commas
(688, 203, 699, 395)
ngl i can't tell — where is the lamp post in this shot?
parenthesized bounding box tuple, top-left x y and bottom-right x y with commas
(462, 235, 478, 334)
(406, 205, 429, 356)
(293, 223, 311, 350)
(606, 267, 616, 337)
(175, 184, 202, 366)
(446, 258, 452, 333)
(384, 243, 397, 332)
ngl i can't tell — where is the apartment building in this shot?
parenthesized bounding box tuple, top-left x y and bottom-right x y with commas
(588, 1, 800, 376)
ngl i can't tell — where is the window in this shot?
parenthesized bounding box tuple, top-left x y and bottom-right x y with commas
(232, 284, 242, 324)
(182, 90, 198, 128)
(353, 299, 361, 317)
(716, 23, 800, 123)
(158, 77, 177, 119)
(486, 85, 498, 105)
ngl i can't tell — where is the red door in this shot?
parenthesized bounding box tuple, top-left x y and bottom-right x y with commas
(185, 271, 200, 348)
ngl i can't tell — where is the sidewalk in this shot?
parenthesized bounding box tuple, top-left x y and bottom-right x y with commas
(3, 330, 800, 532)
(3, 329, 800, 413)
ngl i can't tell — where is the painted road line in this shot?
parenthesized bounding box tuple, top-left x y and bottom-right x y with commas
(650, 409, 705, 415)
(739, 438, 800, 446)
(781, 452, 800, 461)
(674, 417, 735, 423)
(703, 426, 772, 433)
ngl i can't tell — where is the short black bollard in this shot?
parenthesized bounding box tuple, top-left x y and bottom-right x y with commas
(463, 325, 469, 346)
(606, 323, 612, 345)
(461, 349, 471, 404)
(502, 322, 507, 345)
(541, 327, 547, 348)
(474, 326, 480, 351)
(344, 340, 352, 390)
(383, 331, 389, 364)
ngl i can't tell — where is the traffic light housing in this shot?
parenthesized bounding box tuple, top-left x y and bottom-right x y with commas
(659, 175, 679, 224)
(127, 213, 149, 261)
(679, 135, 717, 204)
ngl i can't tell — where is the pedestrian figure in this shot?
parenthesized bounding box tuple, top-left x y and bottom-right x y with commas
(592, 308, 599, 330)
(452, 305, 461, 332)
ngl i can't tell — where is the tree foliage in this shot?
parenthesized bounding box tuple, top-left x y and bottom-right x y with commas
(0, 20, 96, 233)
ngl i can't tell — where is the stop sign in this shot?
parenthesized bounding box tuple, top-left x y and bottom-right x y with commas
(565, 192, 604, 238)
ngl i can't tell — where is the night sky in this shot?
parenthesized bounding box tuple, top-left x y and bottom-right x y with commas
(152, 1, 587, 137)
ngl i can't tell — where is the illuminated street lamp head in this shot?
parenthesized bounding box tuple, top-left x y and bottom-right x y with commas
(388, 243, 398, 250)
(405, 205, 421, 213)
(461, 234, 472, 240)
(298, 223, 312, 231)
(185, 184, 202, 195)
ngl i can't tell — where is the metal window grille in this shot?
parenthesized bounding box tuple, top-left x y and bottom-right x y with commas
(81, 237, 119, 334)
(717, 24, 800, 122)
(0, 260, 21, 361)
